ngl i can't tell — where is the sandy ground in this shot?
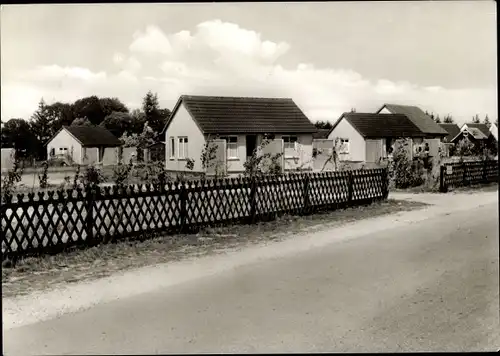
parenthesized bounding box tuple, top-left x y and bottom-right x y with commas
(2, 190, 498, 353)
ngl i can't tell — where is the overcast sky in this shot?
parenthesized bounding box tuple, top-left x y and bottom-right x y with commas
(1, 2, 497, 124)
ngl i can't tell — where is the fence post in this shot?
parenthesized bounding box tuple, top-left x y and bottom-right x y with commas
(347, 171, 354, 206)
(85, 188, 94, 241)
(249, 177, 257, 223)
(302, 174, 310, 215)
(439, 166, 447, 193)
(483, 159, 488, 183)
(382, 168, 389, 199)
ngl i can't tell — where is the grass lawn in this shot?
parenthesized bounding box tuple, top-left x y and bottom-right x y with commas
(2, 198, 429, 299)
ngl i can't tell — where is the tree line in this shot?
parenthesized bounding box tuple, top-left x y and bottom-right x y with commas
(424, 111, 497, 127)
(1, 91, 171, 160)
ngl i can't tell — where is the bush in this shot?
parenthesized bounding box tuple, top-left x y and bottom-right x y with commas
(390, 138, 425, 189)
(38, 161, 49, 189)
(1, 157, 23, 202)
(82, 165, 105, 191)
(112, 161, 133, 187)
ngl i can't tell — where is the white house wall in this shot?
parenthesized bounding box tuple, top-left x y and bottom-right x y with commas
(165, 103, 206, 172)
(327, 119, 366, 162)
(225, 134, 247, 172)
(47, 129, 83, 164)
(490, 124, 498, 141)
(379, 107, 392, 114)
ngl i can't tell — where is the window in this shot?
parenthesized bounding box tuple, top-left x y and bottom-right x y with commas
(178, 137, 188, 159)
(339, 139, 349, 154)
(283, 136, 298, 157)
(59, 147, 68, 152)
(50, 148, 55, 157)
(169, 137, 175, 159)
(220, 136, 238, 159)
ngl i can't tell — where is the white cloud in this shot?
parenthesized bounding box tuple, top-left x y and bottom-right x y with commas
(2, 20, 497, 124)
(113, 53, 125, 65)
(32, 65, 107, 82)
(129, 25, 172, 55)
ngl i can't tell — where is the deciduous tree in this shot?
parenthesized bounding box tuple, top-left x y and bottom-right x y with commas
(484, 114, 491, 128)
(1, 118, 38, 158)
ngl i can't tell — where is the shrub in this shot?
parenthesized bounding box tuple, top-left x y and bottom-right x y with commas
(1, 154, 23, 202)
(243, 137, 283, 178)
(390, 138, 425, 189)
(112, 160, 133, 187)
(82, 165, 105, 191)
(38, 161, 49, 189)
(72, 164, 81, 189)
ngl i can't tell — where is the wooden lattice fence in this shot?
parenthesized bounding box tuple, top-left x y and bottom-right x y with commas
(439, 160, 498, 192)
(1, 169, 388, 260)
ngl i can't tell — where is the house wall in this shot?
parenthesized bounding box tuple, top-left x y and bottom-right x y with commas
(423, 138, 440, 158)
(490, 124, 498, 141)
(204, 133, 312, 173)
(283, 134, 313, 171)
(82, 147, 99, 165)
(205, 139, 227, 176)
(102, 147, 119, 166)
(312, 139, 335, 171)
(121, 147, 137, 164)
(47, 129, 83, 164)
(260, 138, 284, 173)
(327, 119, 366, 162)
(379, 107, 392, 114)
(165, 103, 206, 172)
(224, 134, 247, 172)
(1, 148, 15, 171)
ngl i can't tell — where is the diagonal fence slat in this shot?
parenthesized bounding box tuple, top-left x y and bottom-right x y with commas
(2, 169, 388, 260)
(440, 160, 498, 191)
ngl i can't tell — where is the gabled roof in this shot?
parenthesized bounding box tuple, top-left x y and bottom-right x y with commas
(377, 103, 448, 136)
(451, 127, 488, 143)
(161, 95, 317, 135)
(439, 123, 461, 142)
(62, 125, 122, 147)
(461, 123, 491, 137)
(329, 112, 424, 138)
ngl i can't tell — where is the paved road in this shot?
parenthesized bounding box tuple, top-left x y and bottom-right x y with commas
(3, 201, 499, 354)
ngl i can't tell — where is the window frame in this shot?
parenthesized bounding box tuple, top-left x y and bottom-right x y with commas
(339, 138, 350, 154)
(283, 136, 299, 158)
(169, 137, 176, 160)
(220, 136, 239, 159)
(177, 137, 188, 159)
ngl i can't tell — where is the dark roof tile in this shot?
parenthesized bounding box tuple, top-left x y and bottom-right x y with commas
(171, 95, 317, 134)
(64, 125, 121, 147)
(463, 123, 490, 137)
(439, 123, 461, 142)
(312, 129, 331, 139)
(378, 104, 448, 136)
(332, 113, 424, 138)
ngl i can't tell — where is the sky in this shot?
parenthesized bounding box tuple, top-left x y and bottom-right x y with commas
(1, 2, 497, 125)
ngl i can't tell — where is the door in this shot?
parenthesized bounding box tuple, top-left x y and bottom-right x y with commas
(246, 135, 257, 158)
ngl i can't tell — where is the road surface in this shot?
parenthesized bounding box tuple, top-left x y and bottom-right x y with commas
(3, 194, 499, 354)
